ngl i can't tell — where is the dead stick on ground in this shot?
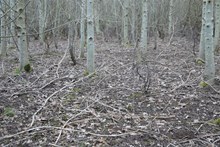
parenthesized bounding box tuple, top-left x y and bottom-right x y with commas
(29, 72, 96, 127)
(0, 125, 139, 141)
(30, 64, 57, 86)
(40, 76, 69, 89)
(56, 47, 68, 78)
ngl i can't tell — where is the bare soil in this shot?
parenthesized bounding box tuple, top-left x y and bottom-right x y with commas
(1, 37, 220, 146)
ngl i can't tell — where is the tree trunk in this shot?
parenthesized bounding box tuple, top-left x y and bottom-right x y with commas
(53, 0, 60, 49)
(17, 0, 31, 72)
(153, 0, 157, 49)
(0, 1, 7, 58)
(38, 0, 46, 45)
(198, 0, 206, 61)
(214, 0, 220, 52)
(131, 0, 136, 44)
(79, 0, 86, 58)
(123, 0, 129, 45)
(9, 0, 16, 45)
(168, 0, 174, 36)
(94, 0, 101, 35)
(87, 0, 95, 73)
(68, 1, 76, 65)
(140, 0, 148, 56)
(204, 0, 215, 83)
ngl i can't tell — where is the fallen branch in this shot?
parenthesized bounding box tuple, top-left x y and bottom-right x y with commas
(30, 72, 96, 127)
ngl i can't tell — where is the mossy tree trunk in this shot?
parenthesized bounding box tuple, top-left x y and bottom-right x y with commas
(86, 0, 95, 73)
(203, 0, 215, 83)
(17, 0, 31, 72)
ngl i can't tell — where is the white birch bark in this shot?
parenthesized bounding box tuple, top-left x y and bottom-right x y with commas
(17, 0, 30, 72)
(0, 1, 7, 57)
(38, 0, 45, 45)
(198, 0, 206, 61)
(95, 0, 101, 34)
(140, 0, 148, 55)
(168, 0, 174, 36)
(131, 0, 136, 43)
(123, 0, 129, 45)
(79, 0, 86, 58)
(87, 0, 95, 73)
(214, 0, 220, 51)
(10, 0, 16, 44)
(204, 0, 215, 82)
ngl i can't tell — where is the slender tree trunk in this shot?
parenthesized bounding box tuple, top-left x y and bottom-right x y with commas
(214, 0, 220, 52)
(94, 0, 101, 35)
(113, 0, 119, 42)
(131, 0, 136, 44)
(53, 0, 60, 49)
(140, 0, 148, 56)
(123, 0, 129, 45)
(153, 0, 157, 49)
(0, 0, 1, 45)
(204, 0, 215, 83)
(68, 0, 76, 65)
(168, 0, 174, 36)
(0, 1, 7, 57)
(38, 0, 45, 45)
(10, 0, 16, 45)
(79, 0, 86, 58)
(87, 0, 95, 73)
(17, 0, 31, 72)
(198, 0, 206, 61)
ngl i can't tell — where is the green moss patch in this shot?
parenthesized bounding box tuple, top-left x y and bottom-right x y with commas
(4, 107, 15, 117)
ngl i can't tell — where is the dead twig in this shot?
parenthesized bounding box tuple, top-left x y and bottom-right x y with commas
(56, 47, 68, 78)
(40, 76, 69, 89)
(30, 72, 96, 127)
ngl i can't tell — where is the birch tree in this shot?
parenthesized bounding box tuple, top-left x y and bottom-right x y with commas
(68, 1, 76, 65)
(17, 0, 31, 72)
(131, 0, 136, 44)
(123, 0, 129, 45)
(203, 0, 215, 83)
(198, 0, 206, 62)
(38, 0, 46, 45)
(140, 0, 148, 56)
(214, 0, 220, 52)
(87, 0, 95, 73)
(152, 0, 157, 49)
(79, 0, 86, 58)
(94, 0, 101, 35)
(0, 1, 7, 57)
(10, 0, 16, 44)
(53, 0, 60, 49)
(168, 0, 174, 36)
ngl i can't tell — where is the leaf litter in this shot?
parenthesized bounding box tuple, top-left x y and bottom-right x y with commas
(0, 38, 220, 146)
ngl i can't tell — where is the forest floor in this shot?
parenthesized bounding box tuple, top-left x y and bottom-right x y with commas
(1, 37, 220, 147)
